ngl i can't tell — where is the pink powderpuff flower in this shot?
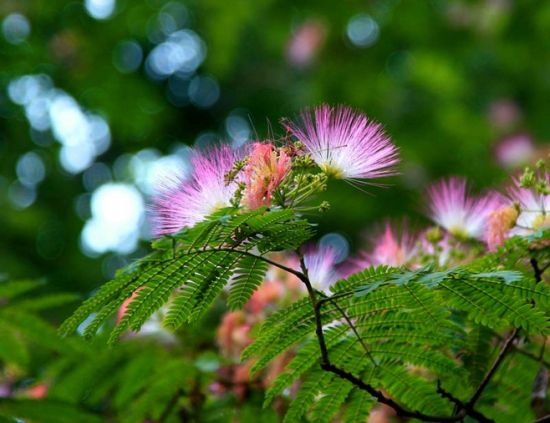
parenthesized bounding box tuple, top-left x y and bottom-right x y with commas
(284, 105, 399, 181)
(368, 222, 418, 267)
(286, 20, 327, 68)
(487, 99, 521, 130)
(216, 311, 252, 359)
(25, 383, 48, 399)
(152, 145, 242, 236)
(242, 142, 291, 209)
(246, 279, 285, 314)
(507, 175, 550, 233)
(485, 206, 519, 251)
(494, 133, 535, 169)
(303, 245, 339, 292)
(344, 222, 418, 274)
(427, 177, 504, 240)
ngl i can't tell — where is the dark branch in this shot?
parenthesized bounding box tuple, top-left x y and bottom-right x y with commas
(437, 381, 494, 423)
(188, 248, 308, 283)
(467, 328, 519, 408)
(323, 295, 377, 366)
(322, 362, 466, 422)
(295, 254, 493, 423)
(531, 257, 544, 283)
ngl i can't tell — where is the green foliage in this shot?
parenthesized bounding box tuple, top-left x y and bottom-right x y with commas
(60, 207, 313, 343)
(0, 280, 80, 369)
(55, 215, 550, 422)
(0, 399, 102, 423)
(246, 234, 550, 422)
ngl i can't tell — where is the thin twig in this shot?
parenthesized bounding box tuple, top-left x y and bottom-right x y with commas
(467, 328, 519, 408)
(322, 295, 377, 366)
(295, 253, 492, 423)
(186, 248, 308, 283)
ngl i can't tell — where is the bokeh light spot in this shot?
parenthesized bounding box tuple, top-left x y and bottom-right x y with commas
(84, 0, 116, 20)
(2, 13, 31, 45)
(188, 75, 220, 108)
(319, 233, 349, 264)
(81, 183, 144, 255)
(113, 40, 143, 73)
(8, 181, 36, 209)
(16, 152, 46, 187)
(346, 14, 380, 48)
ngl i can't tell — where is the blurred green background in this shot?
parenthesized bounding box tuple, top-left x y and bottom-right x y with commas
(1, 0, 549, 296)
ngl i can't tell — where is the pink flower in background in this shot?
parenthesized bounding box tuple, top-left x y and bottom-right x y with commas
(485, 206, 518, 251)
(488, 99, 521, 130)
(286, 20, 327, 68)
(369, 222, 418, 267)
(303, 245, 339, 292)
(217, 311, 252, 360)
(242, 142, 291, 209)
(507, 175, 550, 233)
(246, 280, 285, 314)
(284, 105, 399, 181)
(494, 133, 535, 169)
(152, 145, 242, 235)
(427, 177, 504, 240)
(25, 383, 48, 399)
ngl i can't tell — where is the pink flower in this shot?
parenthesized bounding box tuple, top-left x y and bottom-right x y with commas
(284, 105, 399, 180)
(286, 20, 327, 68)
(427, 177, 504, 240)
(242, 142, 291, 209)
(368, 222, 418, 267)
(494, 133, 535, 169)
(303, 245, 339, 292)
(216, 311, 252, 359)
(246, 280, 285, 314)
(487, 99, 521, 130)
(485, 206, 518, 251)
(507, 175, 550, 233)
(25, 383, 48, 399)
(152, 145, 242, 236)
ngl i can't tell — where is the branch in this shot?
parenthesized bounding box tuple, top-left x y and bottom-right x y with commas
(295, 255, 493, 423)
(467, 328, 519, 409)
(325, 296, 377, 366)
(186, 248, 308, 283)
(531, 257, 544, 283)
(321, 362, 467, 422)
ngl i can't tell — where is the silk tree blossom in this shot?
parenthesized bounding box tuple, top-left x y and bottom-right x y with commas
(242, 142, 291, 209)
(346, 222, 418, 273)
(427, 177, 504, 240)
(485, 206, 518, 251)
(284, 105, 399, 180)
(507, 176, 550, 233)
(303, 245, 339, 292)
(368, 222, 418, 267)
(152, 145, 242, 236)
